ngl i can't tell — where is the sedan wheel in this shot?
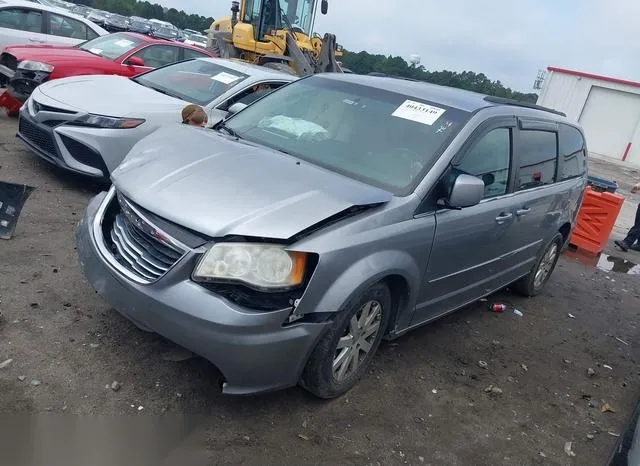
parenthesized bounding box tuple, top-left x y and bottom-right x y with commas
(301, 282, 391, 399)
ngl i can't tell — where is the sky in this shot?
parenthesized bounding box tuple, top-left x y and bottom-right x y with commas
(154, 0, 640, 93)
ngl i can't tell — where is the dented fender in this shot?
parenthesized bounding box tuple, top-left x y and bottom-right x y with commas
(295, 249, 422, 330)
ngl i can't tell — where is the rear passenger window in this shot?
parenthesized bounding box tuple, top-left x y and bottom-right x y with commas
(49, 13, 88, 40)
(456, 128, 511, 198)
(559, 125, 587, 180)
(516, 130, 557, 190)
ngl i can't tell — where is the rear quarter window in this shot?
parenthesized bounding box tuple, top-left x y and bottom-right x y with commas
(558, 124, 587, 181)
(516, 129, 558, 190)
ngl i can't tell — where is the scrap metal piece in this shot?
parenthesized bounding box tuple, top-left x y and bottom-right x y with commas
(0, 181, 35, 239)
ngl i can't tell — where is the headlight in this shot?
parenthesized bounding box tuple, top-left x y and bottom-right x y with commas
(17, 61, 54, 73)
(69, 114, 145, 129)
(193, 243, 307, 290)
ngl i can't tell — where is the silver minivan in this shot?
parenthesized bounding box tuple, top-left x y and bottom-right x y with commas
(76, 73, 588, 398)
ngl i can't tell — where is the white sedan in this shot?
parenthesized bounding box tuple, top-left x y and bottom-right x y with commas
(17, 58, 297, 180)
(0, 0, 107, 50)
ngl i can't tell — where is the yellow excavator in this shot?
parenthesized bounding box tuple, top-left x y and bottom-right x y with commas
(207, 0, 344, 76)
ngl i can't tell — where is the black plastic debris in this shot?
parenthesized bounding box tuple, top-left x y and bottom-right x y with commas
(0, 181, 34, 239)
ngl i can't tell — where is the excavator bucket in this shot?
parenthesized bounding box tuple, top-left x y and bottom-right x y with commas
(317, 33, 341, 73)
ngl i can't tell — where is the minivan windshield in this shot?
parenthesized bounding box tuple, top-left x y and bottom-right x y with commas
(77, 33, 143, 60)
(133, 59, 249, 105)
(222, 76, 471, 194)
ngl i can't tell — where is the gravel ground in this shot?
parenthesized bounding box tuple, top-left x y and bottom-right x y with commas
(0, 113, 639, 466)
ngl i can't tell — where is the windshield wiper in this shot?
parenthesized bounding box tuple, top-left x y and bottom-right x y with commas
(218, 123, 242, 139)
(143, 85, 181, 100)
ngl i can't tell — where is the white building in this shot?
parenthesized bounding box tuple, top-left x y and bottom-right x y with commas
(537, 67, 640, 167)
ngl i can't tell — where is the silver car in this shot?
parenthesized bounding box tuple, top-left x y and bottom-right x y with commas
(17, 58, 296, 180)
(76, 73, 588, 398)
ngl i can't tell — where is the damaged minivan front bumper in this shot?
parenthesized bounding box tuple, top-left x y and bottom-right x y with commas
(75, 188, 331, 395)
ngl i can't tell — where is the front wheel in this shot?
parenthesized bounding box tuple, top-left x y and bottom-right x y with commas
(300, 282, 391, 399)
(513, 232, 563, 297)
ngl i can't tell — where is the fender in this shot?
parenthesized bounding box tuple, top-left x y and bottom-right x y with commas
(302, 249, 422, 331)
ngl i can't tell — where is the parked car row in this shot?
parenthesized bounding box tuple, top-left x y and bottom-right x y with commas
(5, 29, 589, 398)
(0, 30, 216, 114)
(67, 4, 208, 45)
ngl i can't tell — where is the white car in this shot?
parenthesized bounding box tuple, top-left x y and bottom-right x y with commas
(0, 0, 106, 50)
(184, 33, 207, 48)
(17, 57, 297, 181)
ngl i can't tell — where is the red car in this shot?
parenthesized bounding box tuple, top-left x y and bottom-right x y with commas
(0, 32, 215, 115)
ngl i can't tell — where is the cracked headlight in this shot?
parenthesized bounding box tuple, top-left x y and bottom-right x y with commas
(192, 243, 307, 290)
(17, 61, 54, 73)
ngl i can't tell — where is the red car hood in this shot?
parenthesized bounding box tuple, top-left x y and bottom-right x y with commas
(3, 45, 111, 65)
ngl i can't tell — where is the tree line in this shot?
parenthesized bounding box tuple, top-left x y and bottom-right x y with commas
(67, 0, 214, 32)
(67, 1, 537, 102)
(341, 51, 538, 103)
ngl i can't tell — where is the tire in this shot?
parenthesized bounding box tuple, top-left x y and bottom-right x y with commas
(513, 232, 563, 297)
(300, 282, 391, 399)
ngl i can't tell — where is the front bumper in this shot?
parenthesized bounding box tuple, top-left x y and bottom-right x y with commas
(16, 94, 147, 179)
(75, 191, 329, 395)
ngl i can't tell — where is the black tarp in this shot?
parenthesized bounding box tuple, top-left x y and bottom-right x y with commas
(0, 181, 34, 239)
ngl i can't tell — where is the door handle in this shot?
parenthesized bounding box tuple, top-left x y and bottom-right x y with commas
(516, 207, 531, 216)
(29, 38, 44, 43)
(495, 212, 513, 224)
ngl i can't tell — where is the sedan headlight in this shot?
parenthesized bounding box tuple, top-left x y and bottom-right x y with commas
(69, 114, 145, 129)
(17, 61, 54, 73)
(193, 243, 307, 290)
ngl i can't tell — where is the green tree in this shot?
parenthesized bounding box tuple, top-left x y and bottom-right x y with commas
(341, 50, 538, 103)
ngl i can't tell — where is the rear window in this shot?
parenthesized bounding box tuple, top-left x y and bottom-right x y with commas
(516, 130, 558, 190)
(558, 124, 587, 181)
(222, 76, 472, 195)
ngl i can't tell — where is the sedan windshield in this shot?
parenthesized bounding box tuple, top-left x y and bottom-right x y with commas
(77, 33, 143, 60)
(222, 76, 471, 194)
(133, 59, 249, 105)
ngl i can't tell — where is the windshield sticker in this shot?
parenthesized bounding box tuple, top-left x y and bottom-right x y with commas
(211, 72, 241, 85)
(89, 48, 102, 55)
(392, 100, 445, 126)
(114, 39, 134, 48)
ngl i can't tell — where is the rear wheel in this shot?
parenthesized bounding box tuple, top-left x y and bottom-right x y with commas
(300, 282, 391, 399)
(513, 233, 563, 297)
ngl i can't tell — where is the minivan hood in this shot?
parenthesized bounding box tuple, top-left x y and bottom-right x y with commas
(37, 75, 186, 116)
(112, 125, 392, 240)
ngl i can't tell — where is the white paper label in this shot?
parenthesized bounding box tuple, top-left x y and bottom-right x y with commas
(391, 100, 445, 126)
(211, 72, 241, 84)
(89, 48, 102, 55)
(114, 39, 134, 47)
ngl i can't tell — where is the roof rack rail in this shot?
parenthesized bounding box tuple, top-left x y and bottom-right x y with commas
(366, 72, 420, 82)
(483, 95, 566, 117)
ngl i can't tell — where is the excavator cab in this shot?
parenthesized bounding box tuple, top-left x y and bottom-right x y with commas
(208, 0, 341, 76)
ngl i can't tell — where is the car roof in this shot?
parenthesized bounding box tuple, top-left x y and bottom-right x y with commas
(316, 73, 568, 122)
(112, 31, 214, 54)
(0, 0, 109, 33)
(200, 57, 299, 80)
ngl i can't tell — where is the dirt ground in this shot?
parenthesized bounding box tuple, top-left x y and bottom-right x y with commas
(0, 112, 639, 466)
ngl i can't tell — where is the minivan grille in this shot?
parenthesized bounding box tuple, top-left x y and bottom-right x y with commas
(108, 212, 184, 282)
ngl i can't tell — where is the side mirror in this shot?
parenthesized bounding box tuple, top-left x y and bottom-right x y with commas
(126, 56, 145, 67)
(227, 102, 247, 114)
(321, 0, 328, 14)
(447, 174, 485, 208)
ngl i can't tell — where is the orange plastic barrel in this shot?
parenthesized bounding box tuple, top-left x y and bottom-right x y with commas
(569, 186, 625, 255)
